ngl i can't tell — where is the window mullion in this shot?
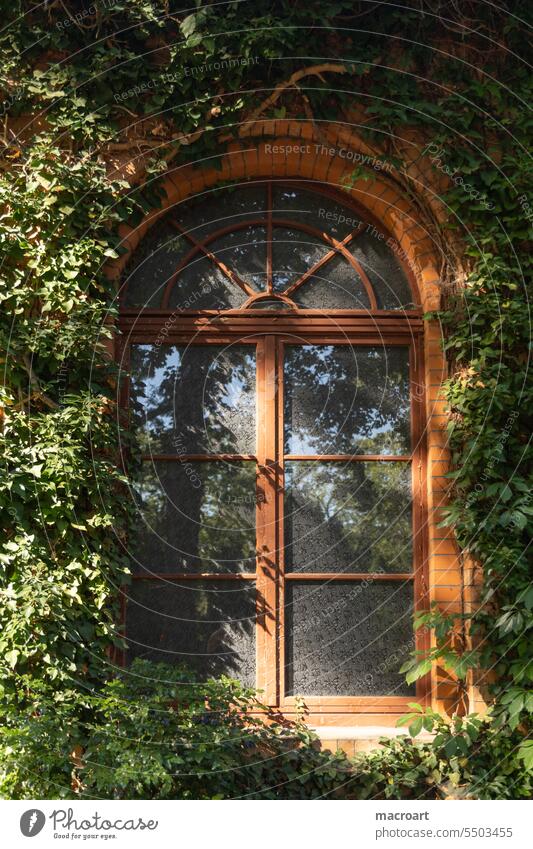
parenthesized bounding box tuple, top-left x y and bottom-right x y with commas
(255, 335, 279, 703)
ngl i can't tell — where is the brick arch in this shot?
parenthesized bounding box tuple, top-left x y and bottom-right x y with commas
(111, 126, 442, 315)
(111, 121, 470, 721)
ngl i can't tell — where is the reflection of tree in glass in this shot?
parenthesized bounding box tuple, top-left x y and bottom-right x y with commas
(123, 224, 190, 308)
(271, 228, 329, 290)
(130, 344, 256, 454)
(127, 580, 257, 685)
(134, 461, 257, 574)
(284, 346, 410, 455)
(285, 461, 412, 573)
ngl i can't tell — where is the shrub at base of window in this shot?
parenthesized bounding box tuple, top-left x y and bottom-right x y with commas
(0, 662, 530, 801)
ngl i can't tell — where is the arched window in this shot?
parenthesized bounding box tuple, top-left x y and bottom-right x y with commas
(119, 180, 428, 720)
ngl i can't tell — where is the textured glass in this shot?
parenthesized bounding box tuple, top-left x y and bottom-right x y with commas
(173, 184, 266, 242)
(285, 580, 415, 696)
(127, 579, 256, 685)
(203, 226, 266, 289)
(167, 226, 266, 308)
(123, 183, 417, 311)
(123, 223, 190, 307)
(294, 254, 370, 309)
(272, 227, 329, 291)
(350, 232, 415, 310)
(272, 185, 363, 240)
(167, 253, 247, 310)
(284, 461, 412, 573)
(284, 345, 411, 455)
(134, 461, 256, 573)
(247, 298, 295, 311)
(130, 344, 256, 454)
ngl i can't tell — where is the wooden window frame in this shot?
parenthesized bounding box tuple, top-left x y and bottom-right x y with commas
(118, 180, 431, 723)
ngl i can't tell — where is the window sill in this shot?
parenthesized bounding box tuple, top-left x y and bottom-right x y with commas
(313, 725, 434, 741)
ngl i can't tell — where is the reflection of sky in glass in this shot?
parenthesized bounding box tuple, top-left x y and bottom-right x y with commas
(284, 345, 410, 455)
(131, 344, 256, 454)
(136, 346, 181, 434)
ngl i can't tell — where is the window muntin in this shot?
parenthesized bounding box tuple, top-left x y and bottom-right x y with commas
(121, 182, 427, 714)
(121, 181, 416, 311)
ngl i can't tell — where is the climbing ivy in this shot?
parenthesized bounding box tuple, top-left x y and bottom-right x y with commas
(0, 0, 531, 786)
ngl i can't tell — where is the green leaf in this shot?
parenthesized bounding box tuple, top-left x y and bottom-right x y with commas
(180, 14, 197, 38)
(517, 740, 533, 771)
(409, 717, 423, 737)
(5, 649, 19, 669)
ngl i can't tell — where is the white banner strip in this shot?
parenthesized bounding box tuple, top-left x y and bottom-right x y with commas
(1, 799, 531, 848)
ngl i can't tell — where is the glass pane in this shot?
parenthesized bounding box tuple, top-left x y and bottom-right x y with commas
(272, 227, 329, 291)
(167, 253, 247, 310)
(122, 183, 418, 311)
(168, 226, 266, 307)
(273, 185, 363, 240)
(285, 580, 415, 696)
(349, 232, 415, 310)
(247, 298, 294, 311)
(131, 344, 256, 454)
(284, 345, 411, 455)
(173, 183, 266, 242)
(133, 461, 256, 574)
(284, 461, 412, 573)
(293, 254, 370, 309)
(205, 226, 266, 290)
(127, 579, 256, 685)
(123, 222, 190, 308)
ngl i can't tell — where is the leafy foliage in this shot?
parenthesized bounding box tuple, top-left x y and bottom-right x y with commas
(1, 663, 356, 800)
(1, 662, 529, 800)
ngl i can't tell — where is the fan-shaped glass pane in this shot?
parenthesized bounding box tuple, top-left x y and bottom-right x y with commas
(173, 183, 266, 241)
(167, 226, 266, 308)
(271, 227, 329, 291)
(206, 226, 266, 290)
(122, 182, 416, 311)
(350, 232, 415, 309)
(123, 223, 189, 307)
(167, 254, 246, 310)
(273, 185, 363, 240)
(293, 254, 370, 309)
